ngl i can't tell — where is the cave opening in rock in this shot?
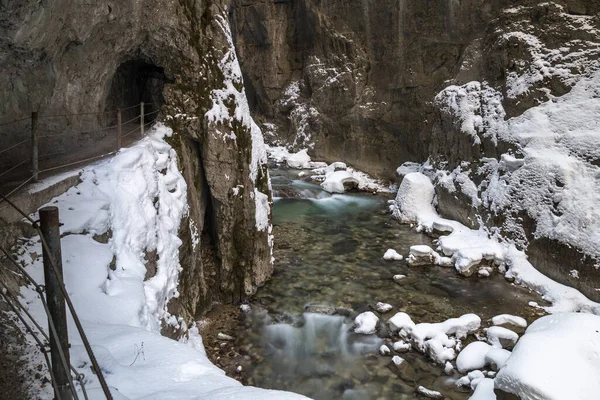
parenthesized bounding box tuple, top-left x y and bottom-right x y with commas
(105, 59, 167, 125)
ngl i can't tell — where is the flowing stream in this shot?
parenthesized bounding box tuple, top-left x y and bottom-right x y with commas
(236, 163, 542, 399)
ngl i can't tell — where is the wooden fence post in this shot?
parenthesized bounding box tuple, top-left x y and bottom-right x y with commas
(140, 102, 144, 136)
(117, 108, 122, 149)
(39, 206, 73, 400)
(31, 111, 38, 182)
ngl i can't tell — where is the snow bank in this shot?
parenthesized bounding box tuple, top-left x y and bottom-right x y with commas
(391, 171, 600, 314)
(436, 69, 600, 264)
(18, 125, 306, 400)
(495, 313, 600, 400)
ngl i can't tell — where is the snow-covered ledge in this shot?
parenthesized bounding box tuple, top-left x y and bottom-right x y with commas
(16, 125, 307, 400)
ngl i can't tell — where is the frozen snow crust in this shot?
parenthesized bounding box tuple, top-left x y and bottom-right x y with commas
(17, 125, 306, 399)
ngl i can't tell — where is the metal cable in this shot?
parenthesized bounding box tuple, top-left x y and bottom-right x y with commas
(39, 124, 119, 138)
(1, 246, 91, 398)
(0, 263, 81, 400)
(0, 194, 113, 399)
(39, 152, 115, 174)
(0, 116, 30, 127)
(121, 115, 141, 125)
(0, 291, 63, 400)
(39, 110, 115, 119)
(144, 110, 160, 117)
(119, 103, 143, 112)
(121, 126, 140, 139)
(0, 159, 28, 179)
(0, 139, 29, 155)
(37, 286, 80, 400)
(0, 176, 35, 200)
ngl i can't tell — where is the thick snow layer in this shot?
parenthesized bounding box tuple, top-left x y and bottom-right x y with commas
(495, 313, 600, 400)
(17, 125, 305, 400)
(456, 342, 493, 373)
(354, 311, 379, 334)
(391, 172, 600, 314)
(469, 378, 496, 400)
(392, 172, 436, 223)
(391, 313, 480, 366)
(383, 249, 403, 261)
(321, 170, 359, 193)
(492, 314, 527, 328)
(388, 312, 415, 333)
(486, 326, 518, 348)
(407, 245, 453, 267)
(436, 70, 600, 263)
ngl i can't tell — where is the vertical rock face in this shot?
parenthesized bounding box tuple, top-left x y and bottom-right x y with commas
(1, 0, 273, 328)
(230, 0, 497, 179)
(230, 0, 600, 300)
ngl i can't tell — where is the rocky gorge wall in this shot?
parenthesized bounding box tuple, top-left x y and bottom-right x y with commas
(0, 0, 273, 331)
(230, 0, 600, 300)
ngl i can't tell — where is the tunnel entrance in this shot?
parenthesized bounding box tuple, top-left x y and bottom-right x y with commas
(105, 59, 167, 126)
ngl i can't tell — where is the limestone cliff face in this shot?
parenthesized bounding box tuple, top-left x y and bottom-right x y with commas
(0, 0, 273, 330)
(230, 0, 600, 299)
(230, 0, 498, 179)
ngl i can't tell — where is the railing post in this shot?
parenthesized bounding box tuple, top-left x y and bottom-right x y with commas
(117, 108, 122, 149)
(32, 111, 38, 182)
(140, 102, 144, 136)
(39, 206, 73, 400)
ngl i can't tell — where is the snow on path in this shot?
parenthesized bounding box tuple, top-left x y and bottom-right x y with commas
(16, 125, 307, 399)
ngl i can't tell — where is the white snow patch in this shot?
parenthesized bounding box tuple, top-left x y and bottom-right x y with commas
(383, 249, 403, 261)
(354, 311, 379, 335)
(496, 313, 600, 400)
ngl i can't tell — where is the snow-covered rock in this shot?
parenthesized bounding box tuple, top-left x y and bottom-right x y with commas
(392, 172, 436, 223)
(321, 170, 360, 193)
(383, 249, 403, 261)
(416, 386, 444, 399)
(354, 311, 379, 335)
(393, 274, 407, 282)
(392, 341, 411, 353)
(456, 342, 493, 373)
(484, 348, 511, 370)
(407, 245, 453, 267)
(286, 149, 312, 169)
(388, 312, 415, 333)
(379, 344, 391, 355)
(485, 326, 518, 348)
(373, 302, 393, 313)
(469, 378, 496, 400)
(495, 313, 600, 400)
(492, 314, 527, 329)
(391, 355, 405, 366)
